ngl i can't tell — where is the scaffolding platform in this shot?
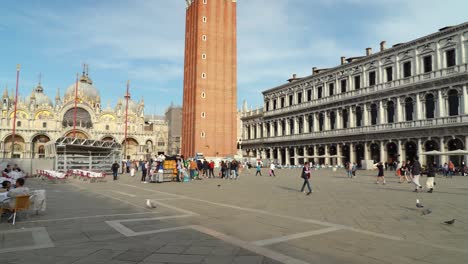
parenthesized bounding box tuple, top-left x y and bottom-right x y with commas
(45, 137, 122, 173)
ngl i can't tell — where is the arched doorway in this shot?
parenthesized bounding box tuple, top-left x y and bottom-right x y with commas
(318, 146, 325, 165)
(447, 138, 464, 166)
(387, 142, 398, 163)
(355, 144, 364, 166)
(280, 148, 286, 165)
(405, 141, 417, 162)
(102, 136, 115, 142)
(424, 139, 439, 165)
(405, 98, 414, 121)
(447, 89, 460, 116)
(289, 148, 295, 165)
(3, 135, 26, 158)
(370, 143, 380, 163)
(64, 130, 89, 139)
(32, 134, 50, 159)
(122, 138, 139, 159)
(297, 147, 304, 165)
(425, 94, 435, 119)
(342, 145, 350, 163)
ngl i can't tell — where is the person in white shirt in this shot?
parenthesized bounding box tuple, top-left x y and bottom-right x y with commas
(269, 162, 276, 177)
(2, 178, 30, 209)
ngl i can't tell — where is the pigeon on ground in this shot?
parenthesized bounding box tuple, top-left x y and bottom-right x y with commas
(146, 199, 157, 209)
(217, 184, 221, 187)
(421, 209, 432, 215)
(416, 199, 424, 208)
(443, 219, 455, 225)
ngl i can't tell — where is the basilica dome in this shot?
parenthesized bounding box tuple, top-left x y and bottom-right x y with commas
(25, 84, 53, 107)
(64, 74, 100, 104)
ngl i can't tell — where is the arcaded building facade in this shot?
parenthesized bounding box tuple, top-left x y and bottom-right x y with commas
(0, 70, 168, 159)
(182, 0, 237, 158)
(241, 23, 468, 167)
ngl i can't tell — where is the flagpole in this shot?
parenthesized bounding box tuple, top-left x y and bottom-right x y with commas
(124, 80, 130, 160)
(72, 73, 79, 138)
(11, 64, 20, 158)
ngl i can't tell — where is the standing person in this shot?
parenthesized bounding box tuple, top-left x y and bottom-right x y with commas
(225, 161, 231, 180)
(426, 161, 436, 193)
(395, 160, 402, 182)
(448, 160, 455, 178)
(443, 163, 449, 177)
(176, 158, 183, 182)
(111, 161, 120, 181)
(202, 160, 209, 178)
(141, 160, 148, 183)
(411, 156, 423, 192)
(352, 163, 357, 178)
(220, 161, 226, 178)
(231, 159, 238, 179)
(126, 159, 131, 173)
(300, 162, 312, 195)
(130, 160, 136, 177)
(255, 162, 262, 176)
(208, 160, 215, 178)
(376, 162, 386, 184)
(347, 162, 353, 178)
(269, 162, 276, 177)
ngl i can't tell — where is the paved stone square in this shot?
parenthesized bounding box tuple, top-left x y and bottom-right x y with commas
(0, 167, 467, 264)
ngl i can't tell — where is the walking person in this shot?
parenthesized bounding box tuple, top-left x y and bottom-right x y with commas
(300, 162, 312, 195)
(411, 156, 423, 192)
(346, 162, 353, 178)
(111, 161, 120, 181)
(426, 161, 436, 193)
(208, 160, 215, 178)
(269, 162, 276, 177)
(130, 160, 136, 177)
(448, 160, 455, 178)
(376, 162, 386, 184)
(255, 162, 262, 176)
(141, 160, 148, 183)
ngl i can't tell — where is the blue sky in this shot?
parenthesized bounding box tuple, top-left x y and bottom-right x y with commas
(0, 0, 467, 115)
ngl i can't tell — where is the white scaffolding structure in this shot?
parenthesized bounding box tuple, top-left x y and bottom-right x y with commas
(45, 137, 122, 172)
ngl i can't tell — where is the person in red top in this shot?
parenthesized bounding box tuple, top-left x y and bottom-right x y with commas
(300, 162, 312, 195)
(208, 160, 215, 178)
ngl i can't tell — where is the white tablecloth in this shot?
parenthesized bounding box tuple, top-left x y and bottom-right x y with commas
(7, 171, 24, 180)
(73, 169, 104, 178)
(42, 170, 66, 179)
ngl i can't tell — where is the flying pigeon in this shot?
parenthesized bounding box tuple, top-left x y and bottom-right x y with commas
(421, 209, 432, 215)
(146, 199, 157, 209)
(416, 199, 424, 208)
(443, 219, 455, 225)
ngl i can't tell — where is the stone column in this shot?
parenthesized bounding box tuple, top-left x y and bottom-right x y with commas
(417, 138, 426, 165)
(440, 137, 447, 165)
(304, 146, 309, 163)
(304, 115, 309, 133)
(364, 142, 370, 160)
(349, 106, 355, 128)
(379, 100, 385, 124)
(261, 149, 266, 159)
(437, 90, 445, 117)
(294, 117, 299, 134)
(350, 143, 355, 163)
(396, 97, 402, 122)
(465, 136, 468, 165)
(277, 120, 282, 137)
(313, 113, 319, 132)
(285, 119, 290, 136)
(285, 147, 290, 165)
(324, 111, 330, 130)
(337, 110, 342, 129)
(324, 145, 330, 165)
(415, 94, 422, 120)
(277, 148, 282, 164)
(313, 145, 319, 164)
(363, 104, 369, 126)
(262, 123, 267, 138)
(337, 144, 343, 166)
(380, 141, 387, 163)
(293, 147, 299, 165)
(397, 140, 403, 162)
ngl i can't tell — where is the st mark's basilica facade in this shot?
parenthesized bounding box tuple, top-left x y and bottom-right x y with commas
(0, 70, 168, 159)
(241, 22, 468, 167)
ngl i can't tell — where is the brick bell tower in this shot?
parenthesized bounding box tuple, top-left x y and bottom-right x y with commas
(182, 0, 237, 158)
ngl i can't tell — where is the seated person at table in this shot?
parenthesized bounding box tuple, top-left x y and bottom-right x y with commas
(2, 178, 30, 209)
(3, 165, 12, 174)
(12, 164, 21, 172)
(1, 181, 11, 192)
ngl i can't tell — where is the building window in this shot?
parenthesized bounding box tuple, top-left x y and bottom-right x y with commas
(370, 104, 378, 125)
(354, 75, 361, 89)
(202, 35, 207, 41)
(201, 112, 206, 118)
(317, 86, 323, 99)
(318, 113, 324, 131)
(273, 99, 277, 110)
(403, 61, 411, 78)
(330, 111, 336, 130)
(356, 107, 362, 127)
(342, 109, 348, 128)
(341, 79, 347, 93)
(446, 49, 456, 67)
(17, 121, 21, 127)
(307, 89, 312, 101)
(202, 16, 207, 23)
(425, 94, 435, 119)
(105, 125, 109, 130)
(201, 92, 206, 98)
(202, 53, 206, 59)
(280, 97, 285, 108)
(405, 97, 414, 121)
(266, 101, 270, 111)
(328, 83, 334, 96)
(369, 71, 376, 86)
(289, 119, 294, 135)
(387, 101, 395, 123)
(448, 89, 459, 116)
(297, 92, 302, 104)
(201, 73, 206, 79)
(201, 132, 206, 138)
(423, 56, 433, 73)
(288, 95, 292, 106)
(385, 67, 393, 82)
(42, 122, 47, 128)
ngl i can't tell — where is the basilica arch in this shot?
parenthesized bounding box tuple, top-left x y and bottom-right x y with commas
(31, 134, 51, 159)
(2, 134, 26, 158)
